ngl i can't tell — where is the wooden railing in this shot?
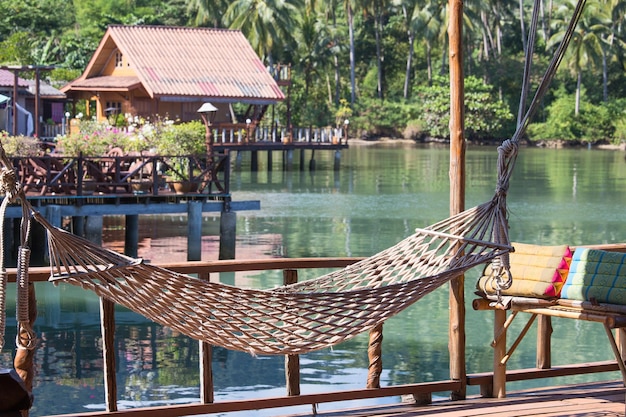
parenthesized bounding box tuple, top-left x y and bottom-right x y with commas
(5, 247, 626, 416)
(39, 123, 349, 146)
(10, 152, 230, 198)
(211, 124, 349, 145)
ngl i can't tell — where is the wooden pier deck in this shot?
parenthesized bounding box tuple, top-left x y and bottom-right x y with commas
(282, 381, 625, 417)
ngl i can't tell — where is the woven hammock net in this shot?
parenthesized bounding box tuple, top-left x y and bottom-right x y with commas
(0, 0, 586, 356)
(34, 198, 511, 355)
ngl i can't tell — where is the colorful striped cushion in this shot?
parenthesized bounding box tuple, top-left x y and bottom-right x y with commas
(477, 242, 572, 299)
(560, 248, 626, 304)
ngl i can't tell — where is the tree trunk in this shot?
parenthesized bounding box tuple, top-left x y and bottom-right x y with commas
(348, 4, 356, 106)
(375, 5, 384, 100)
(404, 31, 415, 99)
(575, 70, 581, 116)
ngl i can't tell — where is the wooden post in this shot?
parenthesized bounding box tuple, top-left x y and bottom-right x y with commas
(100, 297, 117, 411)
(251, 150, 259, 172)
(34, 68, 41, 139)
(493, 309, 507, 398)
(187, 201, 202, 261)
(267, 150, 273, 171)
(218, 201, 236, 261)
(617, 328, 626, 361)
(283, 269, 300, 396)
(536, 315, 552, 369)
(448, 0, 466, 401)
(83, 215, 117, 412)
(124, 214, 139, 258)
(366, 324, 383, 389)
(84, 216, 103, 246)
(199, 271, 214, 403)
(12, 70, 17, 136)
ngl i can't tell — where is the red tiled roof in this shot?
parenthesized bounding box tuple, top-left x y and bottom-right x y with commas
(64, 25, 285, 104)
(0, 69, 28, 88)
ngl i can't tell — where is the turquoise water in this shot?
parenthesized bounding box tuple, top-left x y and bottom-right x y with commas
(2, 143, 626, 415)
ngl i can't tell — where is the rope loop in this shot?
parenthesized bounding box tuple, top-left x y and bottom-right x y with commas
(0, 166, 20, 203)
(487, 256, 513, 306)
(16, 324, 37, 350)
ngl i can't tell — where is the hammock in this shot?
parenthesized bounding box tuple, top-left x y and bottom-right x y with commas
(0, 0, 586, 356)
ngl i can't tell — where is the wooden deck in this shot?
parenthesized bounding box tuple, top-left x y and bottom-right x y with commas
(282, 381, 625, 417)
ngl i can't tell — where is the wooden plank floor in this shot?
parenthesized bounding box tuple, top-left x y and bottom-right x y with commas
(282, 381, 625, 417)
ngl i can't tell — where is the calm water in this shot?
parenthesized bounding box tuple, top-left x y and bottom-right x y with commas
(2, 143, 626, 416)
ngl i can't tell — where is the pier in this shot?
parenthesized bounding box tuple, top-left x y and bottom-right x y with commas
(3, 152, 258, 265)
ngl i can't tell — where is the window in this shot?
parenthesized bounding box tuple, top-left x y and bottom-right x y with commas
(115, 52, 123, 67)
(105, 102, 122, 116)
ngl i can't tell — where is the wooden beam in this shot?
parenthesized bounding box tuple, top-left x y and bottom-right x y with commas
(448, 0, 466, 401)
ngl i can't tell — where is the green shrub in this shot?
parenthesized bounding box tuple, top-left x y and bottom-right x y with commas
(527, 89, 614, 142)
(414, 75, 514, 140)
(155, 120, 205, 156)
(0, 132, 41, 156)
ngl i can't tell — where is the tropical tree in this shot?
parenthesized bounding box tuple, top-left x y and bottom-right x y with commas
(224, 0, 303, 64)
(344, 0, 358, 106)
(186, 0, 230, 27)
(548, 0, 610, 115)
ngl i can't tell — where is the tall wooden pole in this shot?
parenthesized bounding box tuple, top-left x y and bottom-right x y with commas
(448, 0, 466, 401)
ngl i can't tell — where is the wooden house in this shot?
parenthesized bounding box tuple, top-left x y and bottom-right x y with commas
(0, 67, 66, 137)
(61, 25, 285, 126)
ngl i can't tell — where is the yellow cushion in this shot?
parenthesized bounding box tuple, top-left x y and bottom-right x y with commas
(477, 242, 572, 298)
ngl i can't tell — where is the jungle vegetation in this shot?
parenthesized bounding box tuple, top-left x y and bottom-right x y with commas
(1, 0, 625, 143)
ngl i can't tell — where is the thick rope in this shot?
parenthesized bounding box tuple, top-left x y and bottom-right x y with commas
(0, 163, 20, 354)
(0, 150, 37, 355)
(490, 0, 587, 303)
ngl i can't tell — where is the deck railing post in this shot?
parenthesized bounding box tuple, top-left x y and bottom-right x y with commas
(199, 271, 214, 403)
(100, 297, 117, 411)
(283, 269, 301, 396)
(366, 324, 383, 389)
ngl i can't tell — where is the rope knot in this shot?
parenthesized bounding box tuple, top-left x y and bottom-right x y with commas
(0, 167, 20, 203)
(495, 139, 519, 196)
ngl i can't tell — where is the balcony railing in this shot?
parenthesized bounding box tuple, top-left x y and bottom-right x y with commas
(10, 152, 230, 198)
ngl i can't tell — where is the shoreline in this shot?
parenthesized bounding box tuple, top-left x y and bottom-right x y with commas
(347, 137, 626, 151)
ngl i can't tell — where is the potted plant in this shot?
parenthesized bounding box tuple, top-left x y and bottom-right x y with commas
(154, 121, 205, 193)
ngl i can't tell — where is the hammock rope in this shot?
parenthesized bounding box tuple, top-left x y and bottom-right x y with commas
(0, 0, 587, 356)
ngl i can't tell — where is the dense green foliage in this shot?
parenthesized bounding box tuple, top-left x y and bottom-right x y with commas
(2, 0, 626, 143)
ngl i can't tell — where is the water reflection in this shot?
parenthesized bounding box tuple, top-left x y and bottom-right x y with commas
(2, 144, 625, 415)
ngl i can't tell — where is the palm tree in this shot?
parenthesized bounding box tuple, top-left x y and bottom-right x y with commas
(185, 0, 230, 27)
(548, 0, 609, 115)
(224, 0, 303, 63)
(293, 5, 334, 98)
(344, 0, 358, 106)
(363, 0, 389, 100)
(603, 0, 626, 101)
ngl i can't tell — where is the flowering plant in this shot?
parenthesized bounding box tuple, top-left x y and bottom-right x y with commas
(0, 131, 41, 156)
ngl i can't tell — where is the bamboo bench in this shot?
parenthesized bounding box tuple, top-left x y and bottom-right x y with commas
(472, 243, 626, 398)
